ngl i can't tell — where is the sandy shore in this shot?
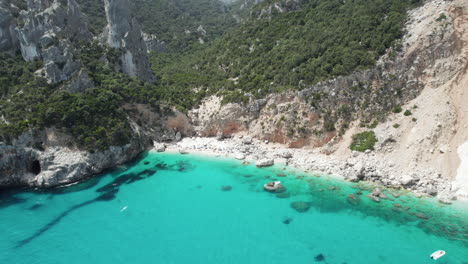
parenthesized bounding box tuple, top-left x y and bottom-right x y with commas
(153, 136, 464, 203)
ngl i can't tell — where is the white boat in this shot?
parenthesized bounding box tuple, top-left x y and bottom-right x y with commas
(430, 250, 445, 260)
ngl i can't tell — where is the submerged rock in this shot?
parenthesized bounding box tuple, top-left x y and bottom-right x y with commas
(276, 192, 290, 198)
(416, 213, 430, 220)
(221, 186, 232, 191)
(314, 253, 325, 262)
(367, 188, 388, 202)
(346, 194, 360, 206)
(290, 201, 311, 212)
(282, 217, 293, 224)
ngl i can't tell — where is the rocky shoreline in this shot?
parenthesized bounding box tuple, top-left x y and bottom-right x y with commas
(157, 136, 463, 204)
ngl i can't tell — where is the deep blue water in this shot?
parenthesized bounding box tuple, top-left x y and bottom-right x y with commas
(1, 152, 467, 264)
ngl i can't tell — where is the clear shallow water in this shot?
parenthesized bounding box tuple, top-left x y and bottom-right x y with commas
(1, 152, 467, 264)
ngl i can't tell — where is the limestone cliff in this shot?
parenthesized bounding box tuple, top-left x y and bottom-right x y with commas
(103, 0, 155, 82)
(0, 0, 94, 87)
(0, 128, 148, 188)
(0, 0, 155, 85)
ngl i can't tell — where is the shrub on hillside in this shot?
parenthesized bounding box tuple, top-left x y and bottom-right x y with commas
(350, 131, 377, 152)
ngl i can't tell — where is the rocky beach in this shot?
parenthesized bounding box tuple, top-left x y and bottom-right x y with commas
(160, 136, 465, 204)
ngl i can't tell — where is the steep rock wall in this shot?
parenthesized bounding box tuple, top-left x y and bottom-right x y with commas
(103, 0, 155, 82)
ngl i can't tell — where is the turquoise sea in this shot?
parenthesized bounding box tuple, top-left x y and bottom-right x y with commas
(0, 152, 467, 264)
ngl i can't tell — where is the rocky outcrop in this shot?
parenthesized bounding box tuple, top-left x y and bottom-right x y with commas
(103, 0, 155, 82)
(143, 32, 167, 53)
(0, 126, 150, 188)
(0, 0, 155, 86)
(0, 0, 95, 89)
(0, 2, 19, 54)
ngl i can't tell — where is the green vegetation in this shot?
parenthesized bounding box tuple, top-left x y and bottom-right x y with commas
(1, 0, 423, 151)
(152, 0, 422, 102)
(0, 52, 131, 150)
(368, 120, 379, 129)
(131, 0, 237, 52)
(76, 0, 236, 51)
(76, 0, 107, 35)
(350, 131, 377, 152)
(0, 44, 204, 150)
(403, 109, 412, 116)
(436, 13, 447, 22)
(412, 117, 417, 122)
(393, 123, 400, 128)
(392, 105, 403, 113)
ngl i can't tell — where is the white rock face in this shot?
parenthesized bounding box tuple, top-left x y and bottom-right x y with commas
(454, 141, 468, 199)
(103, 0, 155, 82)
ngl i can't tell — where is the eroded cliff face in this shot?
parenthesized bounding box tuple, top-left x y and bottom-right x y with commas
(0, 128, 148, 188)
(0, 104, 193, 188)
(103, 0, 155, 82)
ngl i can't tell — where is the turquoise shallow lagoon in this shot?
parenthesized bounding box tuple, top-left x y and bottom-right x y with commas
(1, 152, 467, 264)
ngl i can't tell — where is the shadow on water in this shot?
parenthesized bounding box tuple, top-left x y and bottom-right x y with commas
(15, 189, 119, 248)
(0, 190, 26, 209)
(15, 155, 196, 248)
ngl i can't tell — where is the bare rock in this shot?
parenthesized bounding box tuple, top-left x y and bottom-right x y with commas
(256, 159, 274, 168)
(153, 142, 166, 152)
(242, 136, 253, 145)
(235, 154, 245, 160)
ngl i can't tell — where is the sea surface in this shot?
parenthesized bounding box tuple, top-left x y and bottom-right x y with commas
(1, 152, 467, 264)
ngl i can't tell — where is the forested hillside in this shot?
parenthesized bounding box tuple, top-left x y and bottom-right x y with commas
(76, 0, 237, 51)
(152, 0, 422, 102)
(1, 0, 422, 150)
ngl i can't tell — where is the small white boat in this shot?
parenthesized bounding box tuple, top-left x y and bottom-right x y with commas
(430, 250, 445, 260)
(120, 206, 128, 212)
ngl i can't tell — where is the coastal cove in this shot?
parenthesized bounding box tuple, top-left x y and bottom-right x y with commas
(1, 152, 467, 264)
